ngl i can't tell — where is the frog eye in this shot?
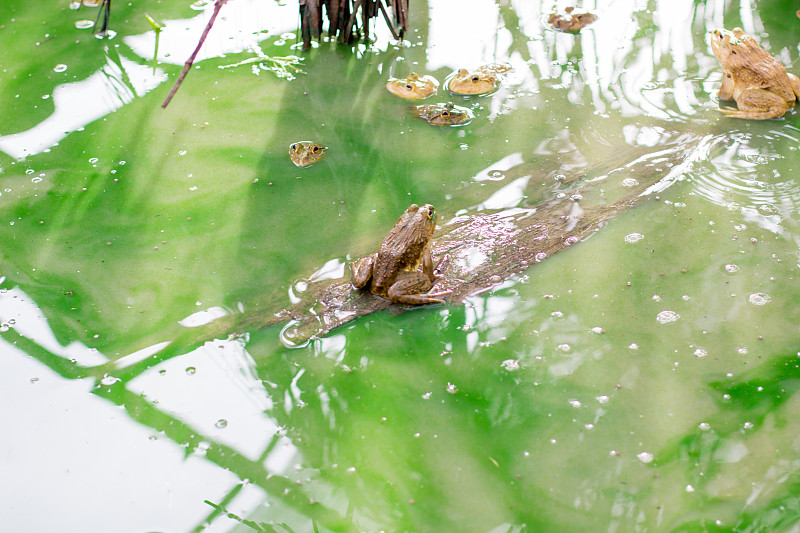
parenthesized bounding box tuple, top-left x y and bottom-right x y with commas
(406, 84, 413, 89)
(441, 110, 450, 117)
(312, 145, 320, 152)
(471, 75, 480, 82)
(290, 144, 297, 150)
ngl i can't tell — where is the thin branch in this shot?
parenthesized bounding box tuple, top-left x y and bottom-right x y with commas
(161, 0, 229, 109)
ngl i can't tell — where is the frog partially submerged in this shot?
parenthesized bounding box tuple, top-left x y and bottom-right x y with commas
(415, 102, 473, 125)
(289, 142, 327, 167)
(386, 73, 439, 100)
(547, 7, 597, 33)
(710, 27, 800, 119)
(446, 64, 511, 95)
(351, 203, 451, 305)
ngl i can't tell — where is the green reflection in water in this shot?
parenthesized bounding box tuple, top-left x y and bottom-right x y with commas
(3, 0, 800, 532)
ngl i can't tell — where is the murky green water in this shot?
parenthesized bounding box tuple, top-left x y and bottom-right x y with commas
(3, 0, 800, 531)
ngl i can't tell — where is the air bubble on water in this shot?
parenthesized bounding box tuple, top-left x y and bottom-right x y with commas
(69, 1, 81, 8)
(75, 20, 94, 29)
(737, 347, 748, 355)
(281, 32, 296, 39)
(186, 367, 196, 375)
(25, 169, 34, 175)
(743, 421, 753, 430)
(698, 422, 711, 431)
(178, 150, 187, 156)
(534, 252, 547, 262)
(446, 383, 457, 394)
(694, 348, 707, 358)
(565, 236, 579, 245)
(88, 157, 98, 164)
(422, 392, 432, 399)
(652, 294, 661, 302)
(748, 293, 771, 306)
(100, 375, 120, 386)
(569, 399, 581, 408)
(591, 326, 605, 334)
(557, 343, 571, 352)
(54, 64, 68, 72)
(501, 359, 520, 371)
(725, 264, 739, 273)
(622, 177, 639, 187)
(585, 423, 594, 429)
(215, 419, 228, 429)
(31, 176, 42, 183)
(488, 170, 504, 180)
(656, 310, 679, 324)
(685, 484, 695, 493)
(550, 310, 563, 319)
(625, 232, 644, 243)
(637, 452, 654, 464)
(596, 395, 609, 404)
(629, 343, 639, 350)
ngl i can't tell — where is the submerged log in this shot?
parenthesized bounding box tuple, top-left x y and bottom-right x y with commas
(177, 130, 701, 349)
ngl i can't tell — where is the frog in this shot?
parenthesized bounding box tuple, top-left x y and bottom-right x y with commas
(386, 73, 439, 100)
(547, 7, 597, 33)
(710, 27, 800, 119)
(351, 203, 451, 305)
(289, 141, 327, 167)
(446, 64, 511, 95)
(415, 102, 474, 125)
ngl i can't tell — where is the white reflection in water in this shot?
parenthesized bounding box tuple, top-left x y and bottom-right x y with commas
(0, 284, 106, 366)
(128, 338, 284, 464)
(0, 56, 166, 159)
(124, 0, 297, 66)
(1, 344, 240, 533)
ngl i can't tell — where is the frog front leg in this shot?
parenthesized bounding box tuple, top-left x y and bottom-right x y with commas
(351, 253, 377, 289)
(387, 270, 451, 305)
(718, 71, 735, 100)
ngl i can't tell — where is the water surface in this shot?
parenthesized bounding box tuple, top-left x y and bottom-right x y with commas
(2, 0, 800, 531)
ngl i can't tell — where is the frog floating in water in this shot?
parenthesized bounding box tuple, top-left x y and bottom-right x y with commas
(386, 73, 439, 100)
(710, 27, 800, 119)
(351, 203, 451, 305)
(446, 64, 511, 95)
(547, 7, 597, 33)
(289, 142, 327, 167)
(415, 102, 473, 125)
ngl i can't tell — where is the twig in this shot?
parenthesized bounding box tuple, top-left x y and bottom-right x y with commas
(161, 0, 229, 109)
(377, 0, 399, 40)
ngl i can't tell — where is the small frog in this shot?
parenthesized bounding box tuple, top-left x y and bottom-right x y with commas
(289, 142, 327, 167)
(446, 64, 511, 95)
(351, 203, 451, 305)
(710, 27, 800, 119)
(415, 102, 473, 125)
(386, 73, 439, 100)
(547, 7, 597, 33)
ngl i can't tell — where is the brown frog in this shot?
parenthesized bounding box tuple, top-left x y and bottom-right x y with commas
(547, 7, 597, 33)
(386, 73, 439, 100)
(710, 27, 800, 119)
(446, 64, 511, 95)
(351, 203, 451, 305)
(415, 102, 473, 125)
(289, 142, 327, 167)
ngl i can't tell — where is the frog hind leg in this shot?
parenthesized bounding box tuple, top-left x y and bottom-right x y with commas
(351, 253, 376, 289)
(720, 88, 790, 119)
(387, 271, 451, 305)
